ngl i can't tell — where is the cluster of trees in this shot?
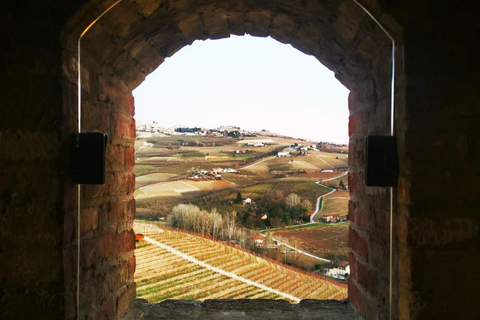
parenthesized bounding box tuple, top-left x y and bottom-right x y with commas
(167, 204, 239, 240)
(167, 204, 270, 251)
(238, 192, 313, 229)
(175, 127, 201, 133)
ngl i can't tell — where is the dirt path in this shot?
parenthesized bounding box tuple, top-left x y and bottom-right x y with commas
(240, 156, 275, 170)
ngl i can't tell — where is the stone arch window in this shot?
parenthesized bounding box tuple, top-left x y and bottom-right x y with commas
(62, 1, 403, 319)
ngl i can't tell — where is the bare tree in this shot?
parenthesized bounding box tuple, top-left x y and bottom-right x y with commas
(301, 199, 312, 211)
(225, 210, 237, 240)
(286, 193, 301, 208)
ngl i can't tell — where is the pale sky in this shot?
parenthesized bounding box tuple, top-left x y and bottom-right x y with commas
(133, 35, 350, 144)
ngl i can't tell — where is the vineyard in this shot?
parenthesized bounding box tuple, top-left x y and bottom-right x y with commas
(134, 224, 347, 303)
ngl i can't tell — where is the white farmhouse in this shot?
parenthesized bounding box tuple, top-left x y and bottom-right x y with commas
(277, 152, 290, 157)
(324, 261, 350, 280)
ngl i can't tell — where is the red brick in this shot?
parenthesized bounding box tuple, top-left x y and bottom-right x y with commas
(125, 147, 135, 169)
(348, 200, 356, 224)
(348, 252, 357, 279)
(129, 173, 135, 194)
(111, 89, 127, 108)
(116, 229, 135, 254)
(83, 183, 107, 199)
(355, 202, 369, 229)
(126, 94, 135, 116)
(355, 259, 378, 294)
(127, 254, 136, 277)
(82, 235, 113, 267)
(109, 201, 125, 221)
(82, 105, 110, 132)
(116, 284, 136, 317)
(126, 199, 136, 222)
(128, 118, 136, 139)
(348, 227, 368, 261)
(348, 171, 356, 191)
(113, 113, 131, 138)
(98, 232, 115, 257)
(106, 144, 125, 168)
(348, 171, 364, 195)
(91, 297, 114, 320)
(105, 267, 121, 294)
(81, 207, 98, 232)
(348, 279, 377, 319)
(348, 114, 358, 137)
(348, 138, 364, 167)
(109, 172, 130, 196)
(82, 238, 98, 267)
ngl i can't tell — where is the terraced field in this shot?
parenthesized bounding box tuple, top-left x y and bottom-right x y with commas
(134, 225, 347, 303)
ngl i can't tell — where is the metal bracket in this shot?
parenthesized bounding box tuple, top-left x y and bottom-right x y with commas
(365, 136, 398, 187)
(72, 133, 107, 184)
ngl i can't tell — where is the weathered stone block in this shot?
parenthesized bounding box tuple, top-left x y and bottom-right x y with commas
(109, 201, 126, 221)
(81, 207, 99, 233)
(245, 10, 271, 37)
(117, 284, 136, 317)
(125, 147, 135, 169)
(116, 229, 135, 254)
(201, 6, 230, 39)
(334, 2, 365, 42)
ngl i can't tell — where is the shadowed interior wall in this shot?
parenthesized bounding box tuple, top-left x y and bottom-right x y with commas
(0, 1, 479, 320)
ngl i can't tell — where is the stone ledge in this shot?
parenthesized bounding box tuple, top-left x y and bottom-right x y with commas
(121, 298, 356, 320)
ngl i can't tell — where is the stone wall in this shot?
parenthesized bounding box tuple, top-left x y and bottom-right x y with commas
(395, 1, 480, 318)
(0, 2, 71, 318)
(62, 1, 397, 318)
(62, 47, 138, 318)
(122, 299, 356, 320)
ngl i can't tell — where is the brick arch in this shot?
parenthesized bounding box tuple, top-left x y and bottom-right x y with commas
(62, 1, 403, 319)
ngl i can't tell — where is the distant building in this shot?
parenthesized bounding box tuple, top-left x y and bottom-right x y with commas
(277, 152, 290, 157)
(321, 215, 340, 223)
(324, 261, 350, 280)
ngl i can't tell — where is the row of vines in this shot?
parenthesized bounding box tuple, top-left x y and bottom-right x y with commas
(134, 225, 347, 303)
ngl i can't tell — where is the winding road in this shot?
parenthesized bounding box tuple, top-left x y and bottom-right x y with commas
(261, 170, 349, 263)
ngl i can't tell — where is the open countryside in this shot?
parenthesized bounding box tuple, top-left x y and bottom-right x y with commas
(134, 124, 350, 302)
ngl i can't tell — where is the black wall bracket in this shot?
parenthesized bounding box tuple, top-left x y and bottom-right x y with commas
(72, 133, 107, 185)
(365, 135, 398, 187)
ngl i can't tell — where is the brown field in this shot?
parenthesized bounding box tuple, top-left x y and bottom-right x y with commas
(187, 179, 234, 191)
(317, 191, 350, 219)
(135, 173, 179, 188)
(272, 224, 349, 261)
(289, 160, 319, 170)
(304, 171, 345, 179)
(324, 191, 349, 199)
(136, 179, 235, 199)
